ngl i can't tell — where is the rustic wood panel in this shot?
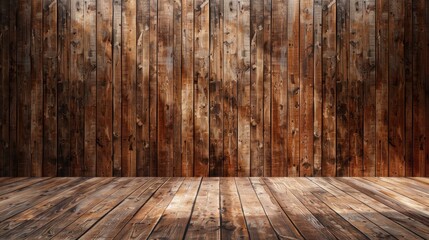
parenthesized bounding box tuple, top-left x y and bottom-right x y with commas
(0, 0, 428, 177)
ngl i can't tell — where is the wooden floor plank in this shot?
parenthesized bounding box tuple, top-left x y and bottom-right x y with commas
(185, 178, 221, 239)
(338, 178, 429, 227)
(309, 178, 419, 239)
(0, 177, 428, 239)
(220, 177, 249, 239)
(79, 178, 166, 239)
(235, 178, 277, 239)
(52, 178, 153, 240)
(148, 178, 201, 239)
(29, 178, 134, 239)
(250, 178, 303, 239)
(284, 178, 367, 239)
(0, 178, 48, 195)
(0, 177, 27, 185)
(0, 178, 83, 222)
(114, 178, 184, 239)
(326, 178, 429, 238)
(264, 178, 336, 239)
(0, 178, 114, 239)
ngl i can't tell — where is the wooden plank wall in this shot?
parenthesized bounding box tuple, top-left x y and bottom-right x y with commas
(0, 0, 428, 177)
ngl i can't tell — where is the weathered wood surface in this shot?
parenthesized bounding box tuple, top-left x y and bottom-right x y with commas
(0, 177, 428, 239)
(0, 0, 428, 177)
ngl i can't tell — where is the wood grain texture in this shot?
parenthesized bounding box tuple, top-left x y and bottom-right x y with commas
(0, 177, 429, 238)
(0, 0, 428, 177)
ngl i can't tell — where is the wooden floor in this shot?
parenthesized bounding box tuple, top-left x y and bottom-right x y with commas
(0, 178, 429, 239)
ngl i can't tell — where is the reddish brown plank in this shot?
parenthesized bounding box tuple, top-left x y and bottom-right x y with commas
(271, 0, 287, 177)
(194, 0, 210, 177)
(121, 0, 137, 177)
(299, 0, 314, 177)
(96, 0, 113, 177)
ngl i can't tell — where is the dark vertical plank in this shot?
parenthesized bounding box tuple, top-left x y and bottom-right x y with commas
(299, 0, 314, 177)
(57, 0, 71, 176)
(209, 0, 224, 177)
(8, 0, 17, 177)
(194, 0, 210, 177)
(70, 0, 84, 176)
(426, 0, 429, 177)
(287, 0, 300, 177)
(412, 0, 427, 177)
(30, 0, 43, 177)
(16, 0, 32, 177)
(313, 0, 322, 176)
(149, 0, 158, 177)
(271, 0, 287, 177)
(96, 0, 113, 176)
(0, 0, 10, 177)
(404, 0, 413, 177)
(181, 0, 194, 177)
(335, 0, 349, 177)
(321, 0, 336, 176)
(112, 0, 122, 176)
(223, 0, 238, 177)
(83, 0, 96, 176)
(158, 0, 174, 177)
(250, 0, 264, 177)
(363, 0, 376, 177)
(237, 0, 251, 177)
(42, 0, 57, 176)
(375, 0, 389, 177)
(263, 0, 272, 177)
(135, 0, 149, 176)
(349, 0, 364, 177)
(388, 0, 405, 177)
(122, 0, 136, 177)
(173, 0, 182, 177)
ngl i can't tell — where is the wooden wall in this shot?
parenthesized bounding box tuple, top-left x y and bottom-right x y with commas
(0, 0, 428, 177)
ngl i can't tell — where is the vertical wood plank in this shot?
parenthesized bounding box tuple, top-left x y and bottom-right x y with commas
(321, 0, 336, 176)
(83, 0, 96, 176)
(158, 0, 174, 177)
(57, 0, 71, 177)
(237, 0, 251, 177)
(31, 0, 43, 176)
(8, 0, 18, 177)
(96, 0, 113, 176)
(250, 0, 264, 177)
(335, 0, 349, 177)
(0, 0, 10, 176)
(388, 0, 405, 177)
(194, 0, 210, 177)
(426, 0, 429, 177)
(263, 0, 272, 177)
(149, 0, 158, 176)
(209, 0, 224, 177)
(173, 0, 182, 177)
(363, 0, 376, 177)
(112, 0, 122, 176)
(404, 0, 413, 177)
(313, 0, 322, 176)
(181, 0, 194, 177)
(16, 0, 32, 177)
(42, 0, 57, 176)
(287, 0, 300, 177)
(70, 0, 85, 176)
(299, 0, 314, 177)
(349, 0, 364, 177)
(122, 0, 136, 177)
(223, 0, 238, 177)
(412, 0, 427, 177)
(271, 0, 287, 177)
(375, 0, 389, 177)
(135, 0, 150, 176)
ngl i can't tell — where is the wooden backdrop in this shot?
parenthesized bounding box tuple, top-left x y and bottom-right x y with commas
(0, 0, 428, 177)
